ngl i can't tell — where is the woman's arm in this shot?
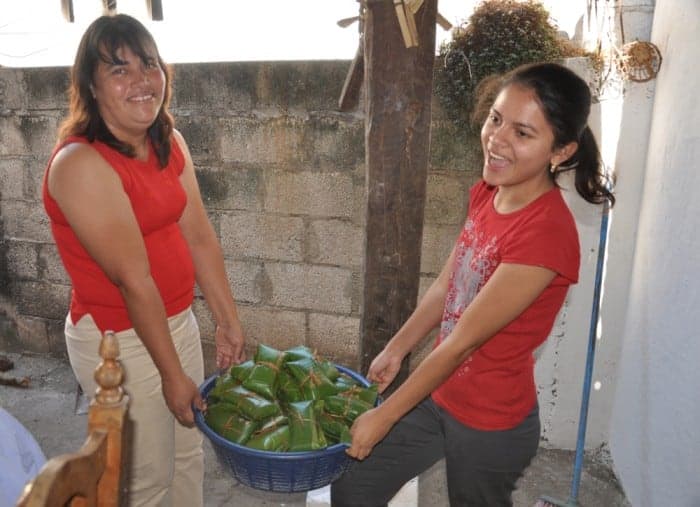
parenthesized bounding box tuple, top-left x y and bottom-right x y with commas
(347, 262, 557, 460)
(367, 246, 457, 392)
(47, 143, 203, 425)
(173, 131, 245, 369)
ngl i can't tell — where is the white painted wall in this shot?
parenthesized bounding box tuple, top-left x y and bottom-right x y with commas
(609, 0, 700, 505)
(535, 58, 613, 448)
(535, 0, 656, 450)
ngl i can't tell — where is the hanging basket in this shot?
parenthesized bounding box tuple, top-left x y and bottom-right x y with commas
(615, 40, 662, 83)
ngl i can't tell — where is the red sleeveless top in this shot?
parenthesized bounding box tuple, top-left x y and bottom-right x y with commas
(43, 136, 195, 333)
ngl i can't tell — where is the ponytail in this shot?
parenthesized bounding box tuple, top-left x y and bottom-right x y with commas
(565, 127, 615, 206)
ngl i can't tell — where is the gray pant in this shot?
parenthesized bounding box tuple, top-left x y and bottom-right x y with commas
(330, 398, 539, 507)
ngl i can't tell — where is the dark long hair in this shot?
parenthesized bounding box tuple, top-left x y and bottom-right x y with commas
(473, 62, 615, 206)
(58, 14, 174, 168)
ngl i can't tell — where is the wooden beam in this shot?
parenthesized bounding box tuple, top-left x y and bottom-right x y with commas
(102, 0, 117, 15)
(338, 42, 364, 112)
(359, 0, 437, 389)
(61, 0, 75, 22)
(146, 0, 164, 20)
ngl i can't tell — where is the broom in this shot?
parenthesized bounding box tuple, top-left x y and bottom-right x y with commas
(536, 194, 611, 507)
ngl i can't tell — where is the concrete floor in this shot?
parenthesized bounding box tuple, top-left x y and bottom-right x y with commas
(1, 352, 631, 506)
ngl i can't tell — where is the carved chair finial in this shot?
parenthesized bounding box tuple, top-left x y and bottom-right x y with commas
(94, 331, 124, 405)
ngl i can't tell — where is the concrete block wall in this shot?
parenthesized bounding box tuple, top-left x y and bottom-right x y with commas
(0, 61, 479, 374)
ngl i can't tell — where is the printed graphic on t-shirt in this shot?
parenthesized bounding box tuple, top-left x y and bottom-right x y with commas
(438, 217, 498, 351)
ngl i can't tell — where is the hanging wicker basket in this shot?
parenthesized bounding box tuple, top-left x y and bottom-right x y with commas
(615, 40, 662, 83)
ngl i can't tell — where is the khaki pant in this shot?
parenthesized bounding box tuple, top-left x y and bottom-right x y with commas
(65, 308, 204, 507)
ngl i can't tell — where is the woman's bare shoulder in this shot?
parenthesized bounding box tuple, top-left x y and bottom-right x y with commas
(48, 142, 118, 194)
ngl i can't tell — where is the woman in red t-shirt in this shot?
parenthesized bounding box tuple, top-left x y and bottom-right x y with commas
(43, 14, 245, 507)
(332, 63, 615, 506)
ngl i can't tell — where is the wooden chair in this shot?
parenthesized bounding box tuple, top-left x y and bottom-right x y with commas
(16, 331, 129, 507)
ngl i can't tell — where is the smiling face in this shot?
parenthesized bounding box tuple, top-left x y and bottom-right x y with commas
(480, 84, 576, 211)
(91, 44, 166, 148)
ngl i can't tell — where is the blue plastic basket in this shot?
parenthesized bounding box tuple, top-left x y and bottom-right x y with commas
(195, 364, 372, 493)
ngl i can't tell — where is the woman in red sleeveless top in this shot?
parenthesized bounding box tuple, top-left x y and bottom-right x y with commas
(43, 14, 245, 507)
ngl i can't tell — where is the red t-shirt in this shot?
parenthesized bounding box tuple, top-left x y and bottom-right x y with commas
(431, 181, 580, 430)
(43, 136, 195, 333)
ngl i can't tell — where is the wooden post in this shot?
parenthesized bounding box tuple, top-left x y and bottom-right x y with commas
(360, 0, 437, 388)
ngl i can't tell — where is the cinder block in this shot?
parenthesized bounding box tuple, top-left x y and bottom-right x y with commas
(224, 258, 264, 304)
(191, 296, 215, 341)
(221, 117, 305, 166)
(172, 63, 255, 112)
(420, 223, 461, 275)
(39, 243, 71, 284)
(308, 313, 360, 362)
(25, 158, 46, 201)
(425, 173, 468, 225)
(430, 120, 483, 171)
(46, 318, 68, 356)
(0, 200, 53, 242)
(0, 69, 27, 110)
(22, 69, 70, 110)
(220, 212, 303, 262)
(236, 305, 307, 351)
(15, 315, 51, 353)
(196, 165, 262, 211)
(353, 177, 367, 227)
(0, 158, 25, 199)
(266, 263, 352, 314)
(174, 115, 222, 161)
(307, 218, 362, 267)
(248, 61, 348, 111)
(13, 281, 71, 320)
(303, 116, 364, 170)
(6, 240, 38, 279)
(20, 116, 60, 161)
(264, 172, 354, 218)
(0, 117, 29, 156)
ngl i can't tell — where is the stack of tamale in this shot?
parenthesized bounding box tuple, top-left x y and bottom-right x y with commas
(204, 344, 378, 452)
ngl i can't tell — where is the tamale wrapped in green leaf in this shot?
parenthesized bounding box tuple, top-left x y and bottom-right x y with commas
(283, 345, 315, 362)
(287, 400, 328, 451)
(324, 395, 373, 424)
(207, 372, 241, 403)
(205, 403, 258, 444)
(334, 373, 361, 392)
(255, 414, 288, 434)
(277, 370, 305, 403)
(245, 425, 290, 452)
(285, 357, 339, 400)
(318, 412, 352, 445)
(317, 360, 340, 381)
(217, 384, 282, 421)
(242, 344, 287, 400)
(228, 359, 255, 383)
(339, 383, 379, 406)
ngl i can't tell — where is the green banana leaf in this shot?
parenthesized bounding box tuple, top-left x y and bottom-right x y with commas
(205, 402, 258, 444)
(339, 383, 379, 406)
(324, 395, 373, 425)
(318, 411, 352, 445)
(216, 384, 282, 421)
(287, 400, 328, 451)
(242, 344, 287, 400)
(285, 357, 339, 401)
(245, 425, 290, 451)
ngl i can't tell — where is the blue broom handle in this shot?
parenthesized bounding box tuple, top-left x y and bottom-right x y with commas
(569, 199, 610, 504)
